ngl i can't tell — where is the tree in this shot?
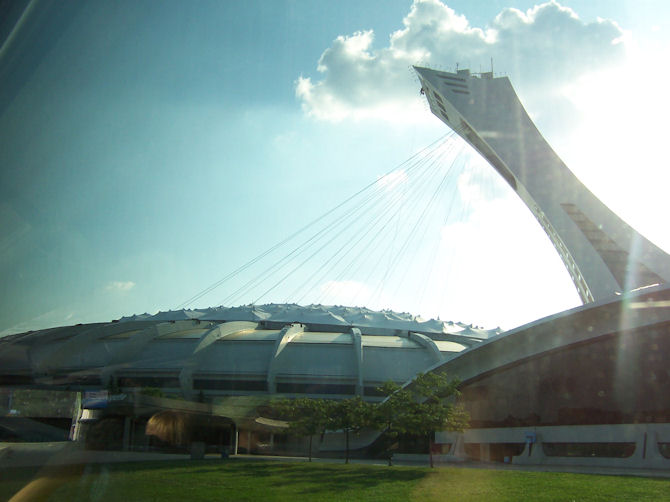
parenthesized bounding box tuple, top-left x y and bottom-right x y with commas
(375, 372, 469, 467)
(407, 372, 469, 467)
(371, 381, 413, 465)
(271, 372, 468, 467)
(327, 396, 372, 464)
(273, 398, 330, 461)
(7, 389, 78, 417)
(139, 387, 164, 398)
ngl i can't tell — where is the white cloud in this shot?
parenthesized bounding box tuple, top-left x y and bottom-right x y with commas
(106, 280, 136, 292)
(295, 29, 424, 122)
(296, 0, 626, 124)
(290, 1, 670, 327)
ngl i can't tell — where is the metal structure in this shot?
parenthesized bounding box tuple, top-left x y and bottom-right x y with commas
(2, 68, 670, 469)
(414, 66, 670, 303)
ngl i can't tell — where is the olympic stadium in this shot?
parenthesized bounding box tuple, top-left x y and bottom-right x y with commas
(1, 66, 669, 470)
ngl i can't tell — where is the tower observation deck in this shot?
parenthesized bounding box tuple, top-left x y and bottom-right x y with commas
(415, 66, 670, 303)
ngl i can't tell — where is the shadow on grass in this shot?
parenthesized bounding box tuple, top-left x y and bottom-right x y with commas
(160, 459, 427, 496)
(111, 458, 428, 493)
(274, 464, 426, 496)
(2, 458, 428, 501)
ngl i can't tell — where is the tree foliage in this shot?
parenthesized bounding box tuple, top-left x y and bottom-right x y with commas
(5, 389, 78, 417)
(326, 396, 371, 464)
(274, 397, 331, 461)
(374, 372, 468, 467)
(271, 372, 468, 466)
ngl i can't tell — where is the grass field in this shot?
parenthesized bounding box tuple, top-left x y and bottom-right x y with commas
(2, 459, 670, 502)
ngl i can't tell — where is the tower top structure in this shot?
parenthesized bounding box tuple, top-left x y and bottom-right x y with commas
(414, 66, 670, 303)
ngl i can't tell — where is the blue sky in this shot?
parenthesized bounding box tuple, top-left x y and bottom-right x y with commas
(1, 0, 669, 334)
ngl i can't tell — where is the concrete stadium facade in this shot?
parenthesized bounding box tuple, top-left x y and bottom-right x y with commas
(0, 306, 491, 456)
(2, 68, 670, 470)
(0, 313, 484, 399)
(431, 283, 670, 469)
(412, 67, 670, 469)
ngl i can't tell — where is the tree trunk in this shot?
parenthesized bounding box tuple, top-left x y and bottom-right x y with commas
(386, 426, 392, 466)
(429, 433, 434, 468)
(345, 429, 349, 464)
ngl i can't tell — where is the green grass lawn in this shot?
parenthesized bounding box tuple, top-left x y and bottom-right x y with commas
(2, 460, 670, 502)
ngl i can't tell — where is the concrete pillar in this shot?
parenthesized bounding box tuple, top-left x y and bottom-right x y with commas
(513, 433, 546, 465)
(452, 435, 463, 457)
(643, 427, 669, 469)
(122, 416, 131, 451)
(69, 392, 83, 441)
(446, 433, 466, 461)
(479, 443, 491, 462)
(190, 441, 205, 459)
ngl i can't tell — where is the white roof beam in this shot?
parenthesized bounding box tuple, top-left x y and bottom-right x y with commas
(266, 323, 305, 394)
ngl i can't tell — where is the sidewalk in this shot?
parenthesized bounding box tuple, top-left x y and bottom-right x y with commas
(3, 442, 669, 479)
(0, 442, 189, 469)
(233, 452, 670, 479)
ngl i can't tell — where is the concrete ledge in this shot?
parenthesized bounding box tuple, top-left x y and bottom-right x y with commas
(437, 424, 670, 470)
(0, 442, 191, 468)
(392, 453, 465, 464)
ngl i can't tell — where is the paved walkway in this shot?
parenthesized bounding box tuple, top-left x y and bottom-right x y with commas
(3, 442, 669, 479)
(233, 452, 670, 479)
(0, 442, 189, 469)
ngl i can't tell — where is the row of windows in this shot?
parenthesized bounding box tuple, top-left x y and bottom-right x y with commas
(276, 383, 356, 395)
(0, 371, 403, 398)
(442, 80, 469, 90)
(542, 442, 636, 458)
(195, 379, 267, 391)
(111, 376, 393, 397)
(461, 441, 666, 460)
(437, 74, 466, 83)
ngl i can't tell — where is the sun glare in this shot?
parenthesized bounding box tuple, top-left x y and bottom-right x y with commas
(560, 52, 670, 252)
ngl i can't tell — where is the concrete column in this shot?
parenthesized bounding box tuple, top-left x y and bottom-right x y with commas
(179, 321, 259, 400)
(479, 443, 491, 462)
(351, 328, 363, 396)
(513, 433, 546, 465)
(643, 427, 669, 469)
(69, 392, 83, 441)
(267, 324, 305, 393)
(445, 433, 467, 462)
(408, 332, 443, 364)
(122, 416, 131, 451)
